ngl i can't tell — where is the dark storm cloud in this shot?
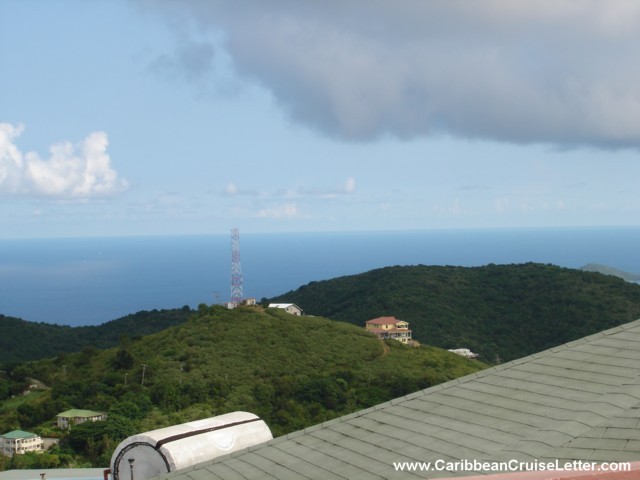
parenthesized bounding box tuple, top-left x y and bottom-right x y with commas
(137, 0, 640, 147)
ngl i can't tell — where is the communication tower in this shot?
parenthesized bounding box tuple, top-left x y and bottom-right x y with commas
(230, 227, 244, 307)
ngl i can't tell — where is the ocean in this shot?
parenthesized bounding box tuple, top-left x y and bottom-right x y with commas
(1, 227, 639, 326)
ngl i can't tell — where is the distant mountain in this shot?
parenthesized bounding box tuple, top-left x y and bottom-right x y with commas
(0, 307, 193, 364)
(580, 263, 640, 282)
(268, 263, 640, 363)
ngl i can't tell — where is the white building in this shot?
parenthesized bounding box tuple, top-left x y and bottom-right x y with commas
(268, 303, 304, 316)
(0, 430, 43, 456)
(56, 409, 107, 430)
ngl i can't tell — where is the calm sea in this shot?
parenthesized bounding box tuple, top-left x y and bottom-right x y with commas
(1, 227, 639, 326)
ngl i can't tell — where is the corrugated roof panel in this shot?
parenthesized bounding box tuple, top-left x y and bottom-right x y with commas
(488, 369, 601, 402)
(182, 467, 226, 480)
(292, 435, 388, 480)
(306, 429, 407, 477)
(195, 462, 247, 480)
(532, 355, 638, 378)
(274, 441, 359, 479)
(222, 456, 283, 480)
(464, 378, 608, 417)
(243, 448, 333, 480)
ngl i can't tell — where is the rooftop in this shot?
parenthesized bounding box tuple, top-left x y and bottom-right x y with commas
(159, 318, 640, 480)
(0, 430, 38, 439)
(365, 316, 407, 325)
(56, 409, 104, 418)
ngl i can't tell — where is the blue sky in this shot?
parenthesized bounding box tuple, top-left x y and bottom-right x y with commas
(2, 0, 639, 238)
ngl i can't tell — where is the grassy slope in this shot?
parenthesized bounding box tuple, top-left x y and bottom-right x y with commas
(6, 307, 484, 440)
(268, 263, 640, 362)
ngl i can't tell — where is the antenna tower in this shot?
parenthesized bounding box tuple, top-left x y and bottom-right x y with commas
(230, 227, 244, 306)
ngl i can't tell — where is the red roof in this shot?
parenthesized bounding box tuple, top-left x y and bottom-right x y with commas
(365, 316, 405, 325)
(366, 328, 410, 334)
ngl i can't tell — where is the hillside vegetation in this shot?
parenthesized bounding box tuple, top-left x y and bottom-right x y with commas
(580, 263, 640, 282)
(0, 308, 192, 364)
(0, 306, 483, 468)
(269, 263, 640, 362)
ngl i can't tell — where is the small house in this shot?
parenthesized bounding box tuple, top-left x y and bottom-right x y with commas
(56, 409, 107, 430)
(365, 316, 412, 344)
(268, 303, 304, 316)
(0, 430, 43, 456)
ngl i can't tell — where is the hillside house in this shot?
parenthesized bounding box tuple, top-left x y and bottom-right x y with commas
(56, 409, 107, 430)
(268, 303, 304, 316)
(0, 430, 43, 456)
(365, 316, 412, 344)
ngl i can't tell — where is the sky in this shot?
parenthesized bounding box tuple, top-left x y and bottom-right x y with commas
(1, 0, 640, 239)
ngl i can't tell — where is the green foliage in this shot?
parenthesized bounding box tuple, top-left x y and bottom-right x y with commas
(0, 308, 193, 364)
(269, 263, 640, 362)
(110, 349, 135, 371)
(1, 307, 484, 469)
(0, 449, 73, 470)
(580, 263, 640, 282)
(63, 415, 136, 465)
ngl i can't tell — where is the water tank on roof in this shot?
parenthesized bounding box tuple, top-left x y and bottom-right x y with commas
(110, 411, 272, 480)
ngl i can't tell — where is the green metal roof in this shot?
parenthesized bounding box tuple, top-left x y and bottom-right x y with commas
(0, 430, 37, 439)
(56, 409, 105, 418)
(158, 319, 640, 480)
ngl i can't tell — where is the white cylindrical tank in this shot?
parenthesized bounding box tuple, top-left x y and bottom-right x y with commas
(110, 411, 272, 480)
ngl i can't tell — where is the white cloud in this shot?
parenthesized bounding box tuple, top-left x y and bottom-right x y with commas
(344, 177, 356, 194)
(140, 1, 640, 148)
(494, 197, 511, 214)
(0, 123, 25, 194)
(256, 202, 301, 219)
(297, 177, 357, 198)
(0, 123, 127, 197)
(225, 182, 238, 195)
(433, 198, 465, 216)
(225, 177, 355, 199)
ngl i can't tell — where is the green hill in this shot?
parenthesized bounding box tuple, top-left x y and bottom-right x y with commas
(268, 263, 640, 363)
(580, 263, 640, 282)
(0, 308, 193, 364)
(0, 306, 483, 468)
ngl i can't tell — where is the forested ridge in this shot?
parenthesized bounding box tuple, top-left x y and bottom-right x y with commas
(0, 308, 193, 364)
(269, 262, 640, 362)
(0, 306, 483, 469)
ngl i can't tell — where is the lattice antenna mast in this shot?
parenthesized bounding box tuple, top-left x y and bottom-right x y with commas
(230, 227, 244, 306)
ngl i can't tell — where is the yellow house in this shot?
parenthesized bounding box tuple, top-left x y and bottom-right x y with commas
(365, 316, 412, 344)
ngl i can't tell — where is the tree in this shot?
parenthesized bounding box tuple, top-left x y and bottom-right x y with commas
(110, 350, 134, 371)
